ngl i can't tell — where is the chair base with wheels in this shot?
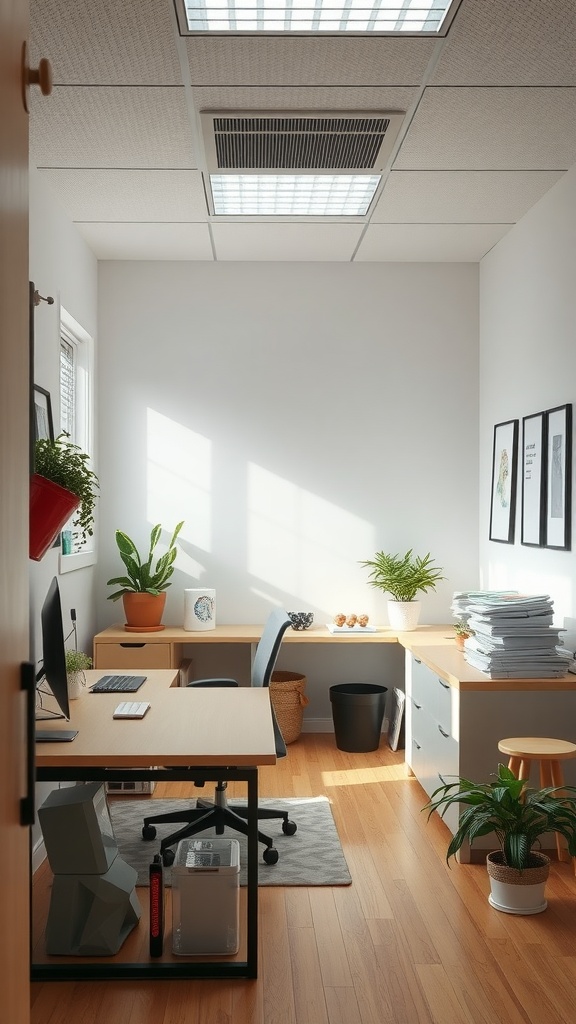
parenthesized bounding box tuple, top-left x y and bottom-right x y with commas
(142, 781, 297, 866)
(141, 608, 297, 866)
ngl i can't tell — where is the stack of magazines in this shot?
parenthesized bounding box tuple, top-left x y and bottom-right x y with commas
(455, 592, 566, 678)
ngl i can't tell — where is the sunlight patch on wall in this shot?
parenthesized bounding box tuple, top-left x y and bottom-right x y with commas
(248, 464, 374, 605)
(147, 409, 212, 552)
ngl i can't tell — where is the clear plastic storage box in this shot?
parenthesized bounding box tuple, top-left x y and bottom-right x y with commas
(172, 838, 240, 955)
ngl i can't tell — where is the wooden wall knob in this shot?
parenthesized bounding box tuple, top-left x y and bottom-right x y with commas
(21, 42, 53, 112)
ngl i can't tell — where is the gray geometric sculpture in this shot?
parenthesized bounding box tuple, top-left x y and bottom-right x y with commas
(38, 782, 118, 874)
(45, 856, 141, 955)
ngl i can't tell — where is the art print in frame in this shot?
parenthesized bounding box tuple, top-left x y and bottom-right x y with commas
(544, 403, 572, 550)
(521, 411, 546, 547)
(33, 385, 54, 441)
(489, 419, 519, 544)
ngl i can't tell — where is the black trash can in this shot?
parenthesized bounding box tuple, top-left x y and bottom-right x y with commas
(329, 683, 388, 752)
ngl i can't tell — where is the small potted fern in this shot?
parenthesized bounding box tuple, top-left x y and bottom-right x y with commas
(107, 521, 184, 631)
(65, 649, 92, 699)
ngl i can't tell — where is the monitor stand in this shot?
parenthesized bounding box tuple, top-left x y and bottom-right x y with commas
(36, 728, 78, 742)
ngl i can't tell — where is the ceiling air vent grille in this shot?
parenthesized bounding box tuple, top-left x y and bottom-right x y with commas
(212, 116, 391, 170)
(201, 111, 405, 174)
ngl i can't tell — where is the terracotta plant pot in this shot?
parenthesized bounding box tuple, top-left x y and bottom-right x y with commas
(29, 473, 80, 562)
(122, 591, 167, 632)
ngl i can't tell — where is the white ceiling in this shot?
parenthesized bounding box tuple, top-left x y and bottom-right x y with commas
(29, 0, 576, 263)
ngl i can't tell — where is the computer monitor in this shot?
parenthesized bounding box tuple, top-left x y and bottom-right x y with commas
(36, 576, 71, 729)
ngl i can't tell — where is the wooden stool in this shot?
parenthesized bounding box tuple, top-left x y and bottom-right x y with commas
(498, 736, 576, 866)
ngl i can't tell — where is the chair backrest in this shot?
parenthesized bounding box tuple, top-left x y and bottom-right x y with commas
(252, 608, 292, 758)
(251, 607, 292, 689)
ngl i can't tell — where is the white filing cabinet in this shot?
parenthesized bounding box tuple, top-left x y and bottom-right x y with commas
(406, 653, 460, 836)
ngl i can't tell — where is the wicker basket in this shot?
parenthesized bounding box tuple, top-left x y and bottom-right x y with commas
(270, 671, 309, 744)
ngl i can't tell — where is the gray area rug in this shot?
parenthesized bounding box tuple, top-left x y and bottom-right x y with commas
(109, 795, 351, 887)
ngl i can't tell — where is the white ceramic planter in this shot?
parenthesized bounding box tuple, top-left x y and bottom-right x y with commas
(67, 672, 85, 700)
(387, 600, 421, 631)
(486, 851, 549, 915)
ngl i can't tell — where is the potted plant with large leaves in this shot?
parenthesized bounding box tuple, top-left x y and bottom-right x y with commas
(107, 521, 184, 631)
(360, 548, 444, 630)
(424, 763, 576, 915)
(31, 433, 99, 561)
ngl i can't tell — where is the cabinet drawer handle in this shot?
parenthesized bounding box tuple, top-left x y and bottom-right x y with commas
(414, 741, 421, 750)
(414, 658, 422, 664)
(438, 725, 450, 738)
(438, 679, 450, 690)
(413, 701, 422, 710)
(119, 643, 146, 649)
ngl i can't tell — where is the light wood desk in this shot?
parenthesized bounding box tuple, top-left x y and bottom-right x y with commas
(34, 669, 277, 981)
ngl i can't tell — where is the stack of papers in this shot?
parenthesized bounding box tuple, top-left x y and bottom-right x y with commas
(458, 592, 567, 678)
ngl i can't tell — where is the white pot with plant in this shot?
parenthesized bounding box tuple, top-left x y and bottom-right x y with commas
(360, 548, 445, 631)
(424, 763, 576, 915)
(107, 521, 184, 632)
(65, 650, 92, 699)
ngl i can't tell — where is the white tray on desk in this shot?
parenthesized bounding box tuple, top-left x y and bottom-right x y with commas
(326, 624, 378, 634)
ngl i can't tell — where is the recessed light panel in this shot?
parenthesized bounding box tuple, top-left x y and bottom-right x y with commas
(210, 174, 381, 216)
(178, 0, 460, 35)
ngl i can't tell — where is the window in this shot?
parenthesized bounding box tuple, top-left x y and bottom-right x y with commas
(58, 308, 96, 572)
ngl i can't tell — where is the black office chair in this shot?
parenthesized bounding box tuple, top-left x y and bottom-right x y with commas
(142, 607, 297, 865)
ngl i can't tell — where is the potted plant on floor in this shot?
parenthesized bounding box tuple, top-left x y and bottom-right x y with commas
(31, 433, 99, 561)
(65, 649, 92, 699)
(107, 521, 184, 632)
(360, 548, 445, 630)
(424, 763, 576, 915)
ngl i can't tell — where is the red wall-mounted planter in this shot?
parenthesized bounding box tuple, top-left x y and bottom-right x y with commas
(29, 473, 80, 561)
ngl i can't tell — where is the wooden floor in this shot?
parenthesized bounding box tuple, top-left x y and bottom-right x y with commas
(31, 733, 576, 1024)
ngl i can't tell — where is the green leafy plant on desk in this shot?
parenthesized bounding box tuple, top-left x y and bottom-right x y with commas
(360, 548, 445, 631)
(107, 521, 184, 599)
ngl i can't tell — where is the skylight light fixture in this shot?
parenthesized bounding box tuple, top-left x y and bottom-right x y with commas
(177, 0, 461, 35)
(211, 174, 382, 216)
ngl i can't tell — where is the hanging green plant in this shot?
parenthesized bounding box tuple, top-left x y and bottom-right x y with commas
(34, 433, 99, 545)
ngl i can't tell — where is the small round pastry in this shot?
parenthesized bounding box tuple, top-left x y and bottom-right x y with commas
(333, 613, 346, 627)
(346, 614, 358, 627)
(357, 614, 369, 627)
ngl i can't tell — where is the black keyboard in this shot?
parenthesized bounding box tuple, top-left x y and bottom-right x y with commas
(90, 674, 147, 693)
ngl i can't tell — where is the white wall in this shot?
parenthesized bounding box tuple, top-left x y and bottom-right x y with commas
(479, 164, 576, 623)
(97, 260, 479, 719)
(29, 168, 98, 862)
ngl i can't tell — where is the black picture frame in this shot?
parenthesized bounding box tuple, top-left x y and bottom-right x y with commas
(33, 385, 54, 442)
(521, 411, 546, 547)
(544, 403, 572, 551)
(489, 419, 519, 544)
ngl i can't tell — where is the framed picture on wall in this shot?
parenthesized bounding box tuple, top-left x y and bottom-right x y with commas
(544, 403, 572, 550)
(33, 385, 54, 441)
(489, 419, 519, 544)
(521, 411, 546, 547)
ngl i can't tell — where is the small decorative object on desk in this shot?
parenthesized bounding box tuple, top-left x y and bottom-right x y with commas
(184, 588, 216, 631)
(328, 614, 375, 633)
(288, 611, 314, 630)
(65, 649, 92, 699)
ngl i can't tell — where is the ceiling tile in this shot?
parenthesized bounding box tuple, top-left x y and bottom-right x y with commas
(31, 87, 196, 169)
(75, 223, 214, 261)
(30, 0, 182, 85)
(394, 88, 576, 170)
(211, 223, 363, 261)
(38, 169, 208, 221)
(372, 170, 566, 223)
(193, 86, 416, 114)
(433, 0, 576, 86)
(356, 223, 511, 262)
(184, 36, 436, 86)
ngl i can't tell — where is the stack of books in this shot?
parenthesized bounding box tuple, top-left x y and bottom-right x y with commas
(456, 592, 567, 678)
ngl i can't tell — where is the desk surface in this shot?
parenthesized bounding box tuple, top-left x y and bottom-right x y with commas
(36, 669, 277, 769)
(94, 623, 444, 645)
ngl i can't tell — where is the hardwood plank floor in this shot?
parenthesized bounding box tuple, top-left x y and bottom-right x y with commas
(31, 734, 576, 1024)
